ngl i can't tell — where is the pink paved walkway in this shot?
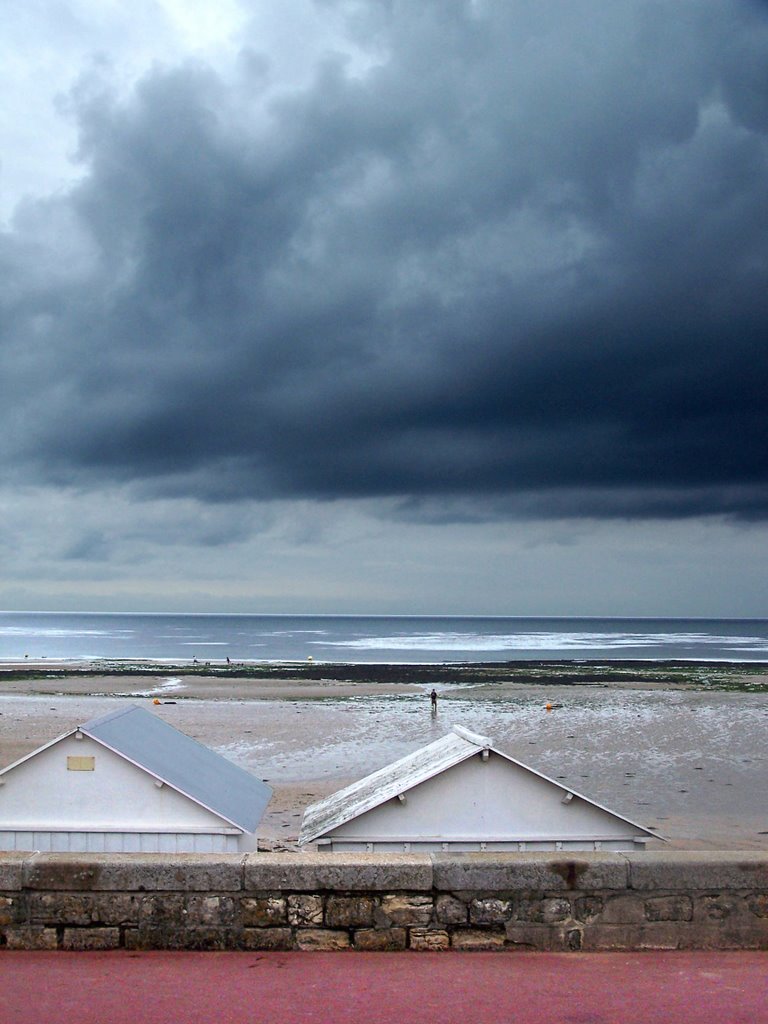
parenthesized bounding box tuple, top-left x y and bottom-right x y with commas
(2, 951, 767, 1023)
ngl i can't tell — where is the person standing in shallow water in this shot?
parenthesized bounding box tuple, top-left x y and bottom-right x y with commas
(430, 689, 438, 714)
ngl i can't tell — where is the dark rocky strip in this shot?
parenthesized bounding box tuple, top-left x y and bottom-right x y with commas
(2, 660, 768, 691)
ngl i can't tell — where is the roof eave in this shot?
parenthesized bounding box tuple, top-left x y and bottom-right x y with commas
(487, 746, 661, 839)
(0, 729, 78, 777)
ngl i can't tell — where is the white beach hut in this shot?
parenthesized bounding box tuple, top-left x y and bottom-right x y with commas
(300, 725, 659, 852)
(0, 705, 272, 853)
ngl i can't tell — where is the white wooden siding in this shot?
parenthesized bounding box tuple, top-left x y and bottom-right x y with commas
(318, 838, 640, 852)
(0, 830, 241, 853)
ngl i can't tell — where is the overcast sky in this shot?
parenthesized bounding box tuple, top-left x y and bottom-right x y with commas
(1, 0, 767, 616)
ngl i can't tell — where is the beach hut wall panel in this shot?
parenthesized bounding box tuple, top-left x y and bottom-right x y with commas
(0, 830, 242, 854)
(300, 727, 658, 853)
(0, 706, 271, 853)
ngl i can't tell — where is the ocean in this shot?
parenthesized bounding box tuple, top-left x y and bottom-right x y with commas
(1, 612, 767, 663)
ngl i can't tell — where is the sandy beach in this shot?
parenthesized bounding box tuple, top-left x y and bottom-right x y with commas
(1, 666, 767, 851)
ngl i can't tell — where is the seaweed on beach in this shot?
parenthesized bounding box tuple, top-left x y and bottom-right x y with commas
(1, 659, 767, 692)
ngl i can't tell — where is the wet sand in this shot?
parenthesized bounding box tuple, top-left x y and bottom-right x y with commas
(1, 669, 767, 851)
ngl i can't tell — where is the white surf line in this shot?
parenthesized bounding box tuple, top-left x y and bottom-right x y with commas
(126, 676, 186, 698)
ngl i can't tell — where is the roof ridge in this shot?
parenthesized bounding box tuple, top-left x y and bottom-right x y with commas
(80, 705, 138, 732)
(451, 724, 492, 747)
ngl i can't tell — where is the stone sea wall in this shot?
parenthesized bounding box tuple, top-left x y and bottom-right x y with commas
(1, 851, 767, 951)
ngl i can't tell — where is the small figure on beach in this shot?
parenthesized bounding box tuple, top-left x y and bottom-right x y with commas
(430, 689, 438, 714)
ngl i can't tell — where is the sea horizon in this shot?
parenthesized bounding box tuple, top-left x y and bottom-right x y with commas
(4, 609, 768, 620)
(1, 610, 767, 664)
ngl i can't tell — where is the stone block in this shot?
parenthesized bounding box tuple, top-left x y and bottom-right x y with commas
(696, 895, 740, 922)
(0, 896, 14, 926)
(574, 896, 604, 922)
(451, 929, 506, 950)
(409, 928, 450, 951)
(353, 927, 407, 951)
(295, 928, 350, 950)
(627, 852, 768, 892)
(23, 854, 245, 892)
(431, 853, 627, 892)
(241, 897, 287, 927)
(748, 895, 768, 918)
(29, 892, 140, 927)
(129, 926, 235, 950)
(186, 895, 237, 927)
(0, 854, 28, 892)
(582, 916, 768, 952)
(435, 894, 467, 925)
(644, 895, 693, 922)
(504, 922, 573, 951)
(139, 894, 185, 926)
(518, 897, 571, 924)
(287, 894, 323, 926)
(591, 895, 644, 925)
(378, 895, 433, 926)
(242, 927, 293, 950)
(99, 893, 141, 926)
(325, 895, 376, 928)
(687, 920, 768, 950)
(30, 892, 93, 925)
(580, 922, 683, 951)
(62, 927, 121, 951)
(469, 898, 513, 925)
(4, 926, 58, 950)
(245, 853, 432, 892)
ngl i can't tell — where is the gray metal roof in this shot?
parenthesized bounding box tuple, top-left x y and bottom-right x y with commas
(299, 725, 657, 845)
(81, 705, 272, 833)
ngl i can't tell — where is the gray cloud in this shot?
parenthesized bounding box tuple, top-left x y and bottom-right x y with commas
(2, 0, 767, 520)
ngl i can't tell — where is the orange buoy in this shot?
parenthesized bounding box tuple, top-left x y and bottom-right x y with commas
(153, 698, 161, 705)
(545, 702, 553, 712)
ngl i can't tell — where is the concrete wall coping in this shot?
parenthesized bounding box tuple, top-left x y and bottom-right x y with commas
(20, 853, 247, 892)
(0, 853, 29, 892)
(625, 850, 768, 892)
(0, 850, 766, 894)
(430, 851, 629, 891)
(244, 853, 433, 892)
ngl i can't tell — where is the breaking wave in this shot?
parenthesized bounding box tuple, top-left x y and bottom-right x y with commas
(317, 631, 768, 653)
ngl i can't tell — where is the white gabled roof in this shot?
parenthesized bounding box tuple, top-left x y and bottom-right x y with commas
(299, 725, 658, 845)
(300, 725, 489, 845)
(0, 705, 272, 834)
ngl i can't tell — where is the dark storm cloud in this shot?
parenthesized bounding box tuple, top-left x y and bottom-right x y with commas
(2, 0, 768, 519)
